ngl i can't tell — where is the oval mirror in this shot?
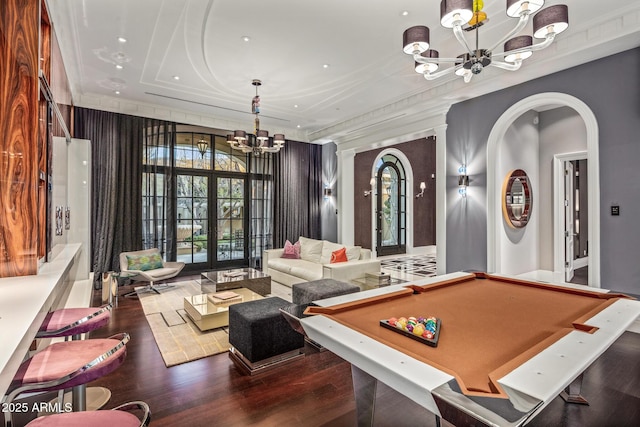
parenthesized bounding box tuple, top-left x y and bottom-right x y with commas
(502, 169, 532, 228)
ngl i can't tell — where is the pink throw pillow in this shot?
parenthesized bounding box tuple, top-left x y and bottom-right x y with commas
(282, 240, 301, 259)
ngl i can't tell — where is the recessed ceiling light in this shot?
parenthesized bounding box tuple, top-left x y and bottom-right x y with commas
(114, 90, 120, 95)
(115, 64, 123, 69)
(297, 125, 301, 128)
(241, 36, 250, 42)
(173, 75, 180, 80)
(401, 11, 409, 16)
(294, 104, 298, 108)
(117, 36, 127, 43)
(323, 64, 330, 69)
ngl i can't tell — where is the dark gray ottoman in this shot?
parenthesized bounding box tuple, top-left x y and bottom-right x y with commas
(292, 279, 360, 305)
(229, 297, 304, 375)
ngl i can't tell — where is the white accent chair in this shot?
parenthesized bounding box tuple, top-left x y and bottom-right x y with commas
(119, 248, 185, 294)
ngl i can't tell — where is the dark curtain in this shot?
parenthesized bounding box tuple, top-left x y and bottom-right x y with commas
(249, 154, 275, 268)
(74, 108, 144, 282)
(141, 120, 177, 260)
(273, 140, 322, 247)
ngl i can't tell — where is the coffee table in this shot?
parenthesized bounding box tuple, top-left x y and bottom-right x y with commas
(184, 288, 263, 331)
(352, 274, 405, 291)
(200, 268, 271, 296)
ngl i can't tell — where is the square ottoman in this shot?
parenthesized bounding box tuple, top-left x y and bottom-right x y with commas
(292, 279, 360, 305)
(229, 297, 305, 375)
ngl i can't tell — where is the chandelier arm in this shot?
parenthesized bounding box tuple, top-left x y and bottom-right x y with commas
(414, 54, 463, 64)
(452, 24, 475, 56)
(423, 65, 460, 81)
(490, 60, 523, 71)
(260, 147, 281, 153)
(487, 12, 530, 54)
(492, 33, 556, 58)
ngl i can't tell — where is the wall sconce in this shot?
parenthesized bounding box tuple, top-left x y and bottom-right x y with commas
(415, 181, 426, 198)
(323, 187, 332, 199)
(364, 177, 376, 197)
(458, 165, 469, 197)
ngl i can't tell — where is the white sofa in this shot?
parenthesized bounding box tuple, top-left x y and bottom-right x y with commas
(262, 237, 381, 287)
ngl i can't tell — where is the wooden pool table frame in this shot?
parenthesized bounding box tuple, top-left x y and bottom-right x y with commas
(300, 272, 640, 427)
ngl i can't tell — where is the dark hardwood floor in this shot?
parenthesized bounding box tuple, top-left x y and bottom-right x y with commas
(13, 276, 640, 426)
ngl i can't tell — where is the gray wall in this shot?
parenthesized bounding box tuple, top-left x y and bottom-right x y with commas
(446, 47, 640, 293)
(321, 142, 338, 242)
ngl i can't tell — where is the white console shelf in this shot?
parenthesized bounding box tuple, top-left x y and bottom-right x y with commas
(0, 243, 82, 398)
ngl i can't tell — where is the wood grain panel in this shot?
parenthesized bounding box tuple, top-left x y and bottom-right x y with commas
(0, 0, 40, 276)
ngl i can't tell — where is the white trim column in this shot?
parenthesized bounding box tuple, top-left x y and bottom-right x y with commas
(338, 149, 356, 246)
(434, 124, 448, 275)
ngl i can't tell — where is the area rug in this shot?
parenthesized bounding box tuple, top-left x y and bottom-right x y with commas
(136, 280, 230, 367)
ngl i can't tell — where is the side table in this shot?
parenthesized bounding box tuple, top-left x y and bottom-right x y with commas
(102, 271, 137, 307)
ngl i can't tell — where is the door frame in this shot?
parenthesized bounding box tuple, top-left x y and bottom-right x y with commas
(213, 173, 249, 269)
(369, 148, 415, 258)
(553, 152, 587, 282)
(375, 160, 406, 256)
(176, 170, 250, 272)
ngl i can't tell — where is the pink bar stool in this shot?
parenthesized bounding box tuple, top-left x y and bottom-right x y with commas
(3, 333, 129, 427)
(24, 401, 150, 427)
(36, 305, 112, 340)
(36, 305, 113, 412)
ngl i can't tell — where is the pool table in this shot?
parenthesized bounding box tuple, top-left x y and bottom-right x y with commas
(299, 272, 640, 427)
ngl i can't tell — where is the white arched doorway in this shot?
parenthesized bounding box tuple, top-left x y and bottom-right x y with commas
(486, 93, 600, 287)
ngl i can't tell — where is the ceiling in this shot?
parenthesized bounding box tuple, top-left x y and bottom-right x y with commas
(47, 0, 640, 145)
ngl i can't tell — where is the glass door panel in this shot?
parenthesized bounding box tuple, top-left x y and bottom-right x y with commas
(216, 176, 246, 262)
(376, 156, 406, 256)
(176, 174, 208, 265)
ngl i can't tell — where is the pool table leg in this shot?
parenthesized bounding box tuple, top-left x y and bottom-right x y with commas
(560, 373, 589, 405)
(351, 365, 377, 426)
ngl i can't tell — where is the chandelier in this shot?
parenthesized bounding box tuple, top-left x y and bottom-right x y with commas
(226, 79, 285, 155)
(402, 0, 569, 83)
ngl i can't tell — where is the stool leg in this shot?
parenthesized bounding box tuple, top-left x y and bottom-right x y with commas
(4, 409, 12, 427)
(71, 333, 87, 412)
(72, 384, 86, 411)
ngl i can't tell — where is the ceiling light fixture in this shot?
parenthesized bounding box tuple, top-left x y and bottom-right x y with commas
(402, 0, 569, 83)
(226, 79, 285, 156)
(117, 36, 127, 43)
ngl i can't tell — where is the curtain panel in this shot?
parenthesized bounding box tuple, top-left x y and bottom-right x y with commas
(74, 108, 144, 281)
(273, 140, 322, 247)
(74, 109, 177, 285)
(142, 121, 177, 260)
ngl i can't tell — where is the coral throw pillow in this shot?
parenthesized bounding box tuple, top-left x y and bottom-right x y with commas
(330, 247, 348, 263)
(282, 240, 301, 259)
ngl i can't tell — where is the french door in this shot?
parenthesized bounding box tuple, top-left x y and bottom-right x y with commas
(176, 172, 248, 270)
(375, 157, 406, 256)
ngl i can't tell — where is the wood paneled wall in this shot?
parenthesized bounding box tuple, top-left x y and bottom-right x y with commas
(0, 0, 41, 276)
(353, 138, 437, 250)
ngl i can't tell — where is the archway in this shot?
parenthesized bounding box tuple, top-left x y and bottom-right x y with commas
(486, 93, 600, 287)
